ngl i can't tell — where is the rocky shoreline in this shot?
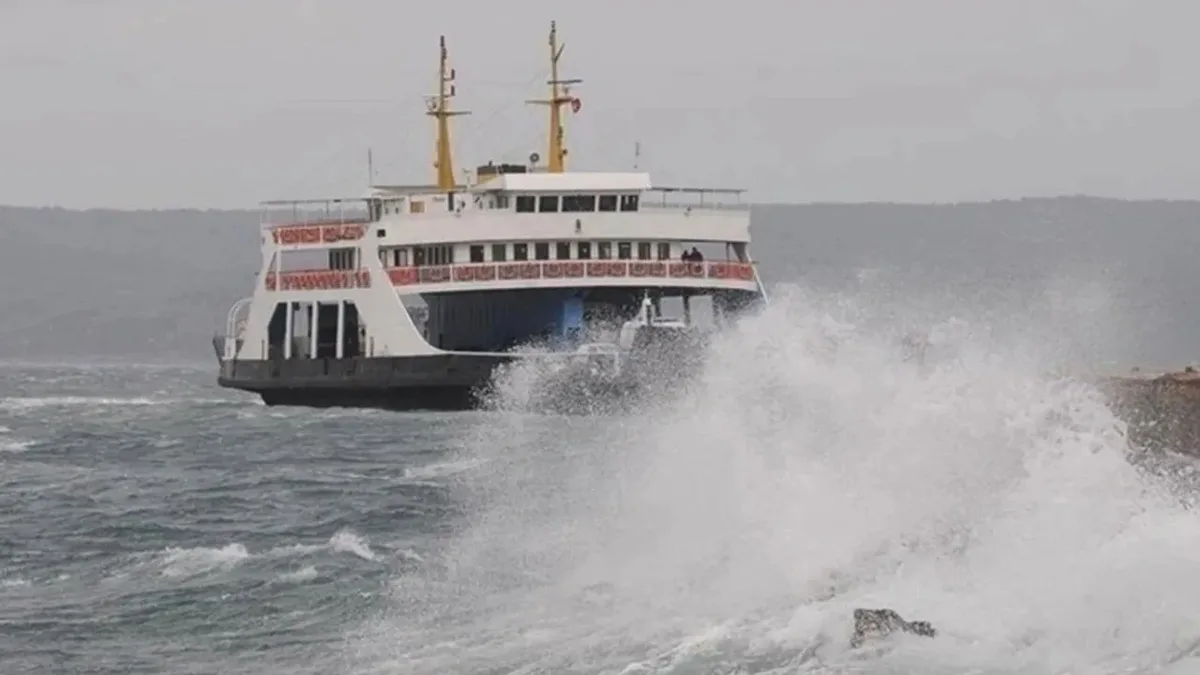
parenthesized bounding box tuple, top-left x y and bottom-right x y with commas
(1099, 369, 1200, 455)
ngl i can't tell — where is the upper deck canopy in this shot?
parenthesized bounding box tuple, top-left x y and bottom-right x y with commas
(469, 171, 652, 193)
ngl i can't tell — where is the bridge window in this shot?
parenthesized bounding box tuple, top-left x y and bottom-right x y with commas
(597, 241, 612, 259)
(637, 242, 652, 260)
(328, 248, 356, 270)
(535, 242, 550, 260)
(538, 195, 559, 213)
(516, 195, 536, 213)
(491, 243, 507, 262)
(513, 243, 528, 261)
(421, 244, 453, 266)
(657, 243, 671, 260)
(577, 242, 592, 260)
(555, 242, 571, 260)
(562, 195, 596, 212)
(598, 195, 618, 212)
(617, 242, 632, 260)
(620, 194, 640, 212)
(469, 245, 485, 263)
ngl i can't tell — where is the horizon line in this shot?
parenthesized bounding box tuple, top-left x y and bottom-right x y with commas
(2, 194, 1198, 213)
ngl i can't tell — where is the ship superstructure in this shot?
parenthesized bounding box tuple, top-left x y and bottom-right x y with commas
(214, 22, 768, 410)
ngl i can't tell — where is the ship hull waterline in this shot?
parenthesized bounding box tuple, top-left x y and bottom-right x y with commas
(216, 352, 668, 414)
(218, 353, 510, 411)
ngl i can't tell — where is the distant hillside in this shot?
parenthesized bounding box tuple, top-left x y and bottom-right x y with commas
(0, 207, 259, 362)
(0, 197, 1197, 367)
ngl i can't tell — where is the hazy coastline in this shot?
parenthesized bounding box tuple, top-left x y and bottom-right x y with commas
(1, 196, 1197, 369)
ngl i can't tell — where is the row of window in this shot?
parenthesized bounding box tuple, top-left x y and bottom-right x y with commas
(380, 240, 674, 268)
(514, 193, 640, 214)
(470, 240, 669, 262)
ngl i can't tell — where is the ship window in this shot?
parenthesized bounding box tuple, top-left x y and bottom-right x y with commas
(617, 242, 632, 260)
(657, 242, 671, 260)
(376, 228, 386, 237)
(491, 243, 507, 262)
(414, 247, 426, 266)
(598, 195, 618, 212)
(637, 242, 652, 260)
(469, 245, 485, 263)
(516, 195, 536, 213)
(577, 242, 591, 260)
(513, 243, 528, 261)
(496, 195, 510, 209)
(562, 195, 596, 212)
(394, 248, 408, 267)
(534, 242, 550, 260)
(329, 249, 355, 270)
(597, 241, 612, 259)
(620, 194, 640, 212)
(555, 242, 571, 260)
(538, 195, 559, 213)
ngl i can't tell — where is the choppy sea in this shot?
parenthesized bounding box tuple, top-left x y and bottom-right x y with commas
(3, 287, 1200, 674)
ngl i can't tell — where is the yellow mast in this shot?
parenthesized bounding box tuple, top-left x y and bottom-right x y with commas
(427, 35, 469, 190)
(525, 21, 581, 173)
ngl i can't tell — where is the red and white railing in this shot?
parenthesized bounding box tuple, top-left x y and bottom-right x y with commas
(263, 261, 754, 292)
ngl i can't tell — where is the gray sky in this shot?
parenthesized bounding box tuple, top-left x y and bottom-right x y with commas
(2, 0, 1197, 209)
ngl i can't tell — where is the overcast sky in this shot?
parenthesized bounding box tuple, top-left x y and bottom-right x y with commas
(1, 0, 1197, 208)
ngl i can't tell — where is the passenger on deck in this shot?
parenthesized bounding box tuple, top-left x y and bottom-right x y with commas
(688, 247, 703, 261)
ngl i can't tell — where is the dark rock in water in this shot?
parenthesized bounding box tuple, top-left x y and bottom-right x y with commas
(1101, 370, 1200, 456)
(850, 608, 937, 648)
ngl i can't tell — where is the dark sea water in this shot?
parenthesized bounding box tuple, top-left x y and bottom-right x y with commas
(4, 284, 1200, 674)
(0, 363, 454, 674)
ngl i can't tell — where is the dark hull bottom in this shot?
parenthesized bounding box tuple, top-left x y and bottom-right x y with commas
(257, 385, 479, 411)
(218, 354, 505, 412)
(218, 352, 689, 414)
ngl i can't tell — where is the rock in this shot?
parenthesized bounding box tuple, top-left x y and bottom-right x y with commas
(850, 608, 937, 648)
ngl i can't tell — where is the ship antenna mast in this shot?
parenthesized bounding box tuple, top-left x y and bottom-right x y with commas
(525, 20, 581, 173)
(427, 35, 470, 191)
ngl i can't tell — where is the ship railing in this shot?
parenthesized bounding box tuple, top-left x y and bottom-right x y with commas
(382, 259, 757, 287)
(642, 187, 749, 212)
(258, 261, 756, 292)
(261, 198, 375, 245)
(263, 268, 372, 291)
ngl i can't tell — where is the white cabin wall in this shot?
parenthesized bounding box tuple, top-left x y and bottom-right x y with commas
(236, 242, 442, 360)
(371, 209, 750, 248)
(355, 243, 441, 357)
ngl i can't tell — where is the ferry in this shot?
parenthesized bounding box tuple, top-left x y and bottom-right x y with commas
(213, 22, 768, 412)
